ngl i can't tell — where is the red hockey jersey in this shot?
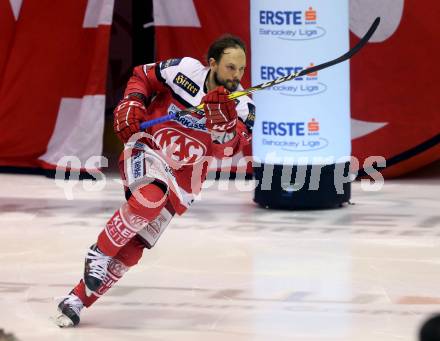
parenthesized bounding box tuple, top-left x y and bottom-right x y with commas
(121, 57, 255, 214)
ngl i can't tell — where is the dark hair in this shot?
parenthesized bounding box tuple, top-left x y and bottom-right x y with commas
(207, 34, 246, 64)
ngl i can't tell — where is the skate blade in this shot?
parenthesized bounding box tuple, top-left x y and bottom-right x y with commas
(53, 313, 74, 328)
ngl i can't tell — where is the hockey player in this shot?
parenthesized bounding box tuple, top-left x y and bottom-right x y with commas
(54, 34, 255, 327)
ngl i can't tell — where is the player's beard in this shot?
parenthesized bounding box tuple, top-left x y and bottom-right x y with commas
(214, 71, 239, 92)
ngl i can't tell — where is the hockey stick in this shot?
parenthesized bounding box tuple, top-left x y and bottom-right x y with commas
(140, 17, 380, 130)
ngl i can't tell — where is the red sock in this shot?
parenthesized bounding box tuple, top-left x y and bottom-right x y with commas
(97, 183, 166, 256)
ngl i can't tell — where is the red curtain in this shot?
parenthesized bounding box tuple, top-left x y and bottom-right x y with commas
(0, 0, 113, 170)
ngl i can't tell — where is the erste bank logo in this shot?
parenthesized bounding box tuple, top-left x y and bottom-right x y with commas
(258, 7, 326, 41)
(260, 63, 327, 96)
(262, 118, 328, 151)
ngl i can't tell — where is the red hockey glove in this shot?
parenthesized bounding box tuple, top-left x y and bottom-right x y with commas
(202, 86, 237, 134)
(113, 95, 146, 143)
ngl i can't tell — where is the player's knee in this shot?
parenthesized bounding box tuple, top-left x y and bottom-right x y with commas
(127, 183, 167, 219)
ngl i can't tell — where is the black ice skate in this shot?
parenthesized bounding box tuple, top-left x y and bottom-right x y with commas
(84, 244, 111, 296)
(54, 293, 84, 327)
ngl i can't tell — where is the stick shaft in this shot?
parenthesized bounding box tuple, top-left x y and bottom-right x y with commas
(140, 17, 380, 130)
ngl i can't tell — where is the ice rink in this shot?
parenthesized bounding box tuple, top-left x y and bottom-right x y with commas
(0, 171, 439, 341)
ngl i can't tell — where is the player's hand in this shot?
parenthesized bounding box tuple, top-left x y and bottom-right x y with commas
(202, 86, 237, 133)
(113, 96, 146, 143)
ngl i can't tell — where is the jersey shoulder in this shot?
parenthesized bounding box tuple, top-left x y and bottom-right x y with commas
(156, 57, 208, 103)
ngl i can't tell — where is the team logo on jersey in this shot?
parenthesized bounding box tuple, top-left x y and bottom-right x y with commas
(154, 127, 207, 165)
(160, 58, 182, 70)
(173, 72, 200, 97)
